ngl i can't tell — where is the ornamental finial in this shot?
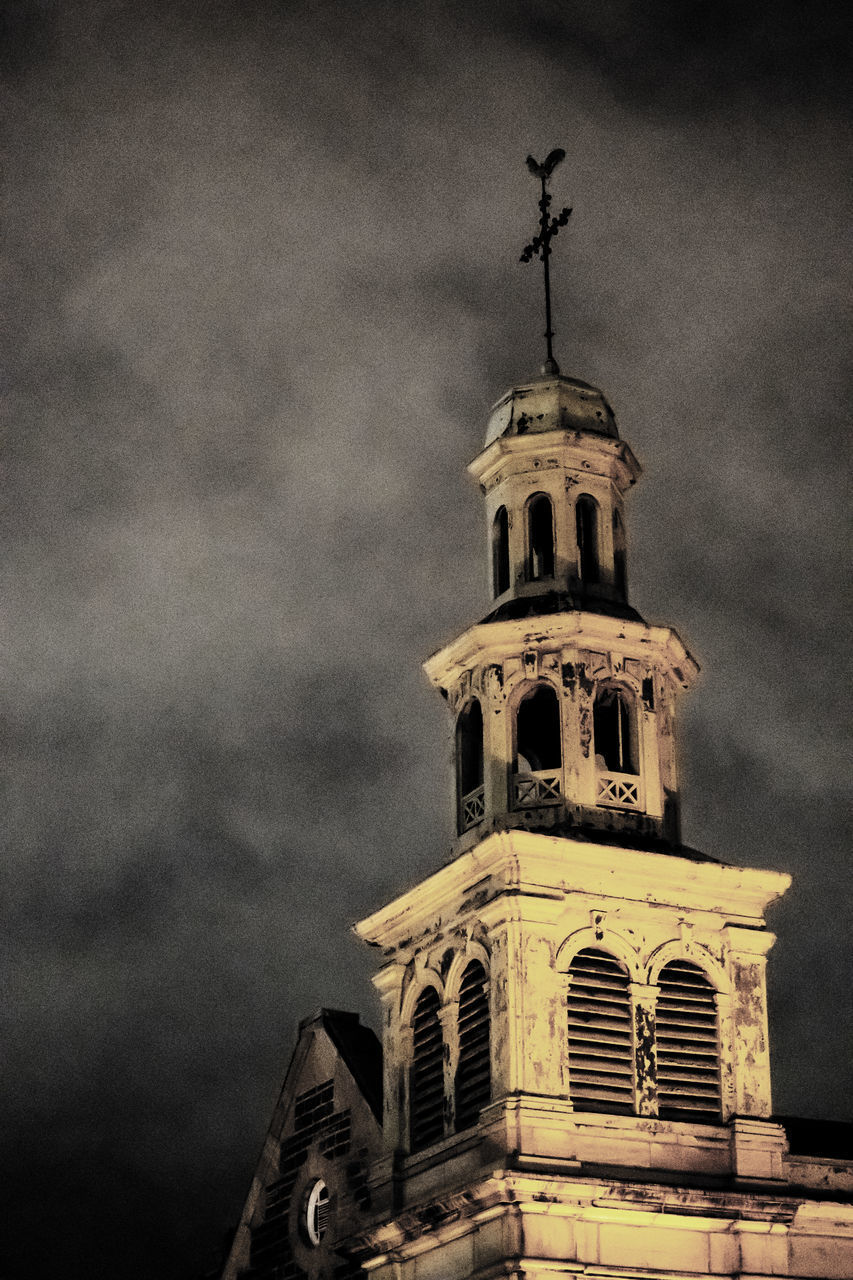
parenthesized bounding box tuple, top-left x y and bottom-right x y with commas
(520, 149, 572, 376)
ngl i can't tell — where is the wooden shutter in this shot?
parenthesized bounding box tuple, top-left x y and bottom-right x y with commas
(409, 987, 444, 1151)
(454, 960, 490, 1131)
(567, 948, 634, 1113)
(656, 960, 721, 1121)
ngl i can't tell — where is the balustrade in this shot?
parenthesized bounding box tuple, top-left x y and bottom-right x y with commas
(597, 770, 642, 809)
(460, 785, 485, 831)
(513, 769, 561, 808)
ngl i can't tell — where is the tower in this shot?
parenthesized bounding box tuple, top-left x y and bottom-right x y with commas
(437, 371, 687, 851)
(217, 164, 853, 1280)
(351, 370, 801, 1269)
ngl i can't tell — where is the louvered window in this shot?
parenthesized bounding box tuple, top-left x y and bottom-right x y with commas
(567, 948, 634, 1114)
(409, 987, 444, 1152)
(656, 960, 721, 1122)
(454, 961, 490, 1131)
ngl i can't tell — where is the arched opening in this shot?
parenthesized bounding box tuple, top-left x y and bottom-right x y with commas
(409, 987, 444, 1152)
(491, 506, 510, 597)
(516, 684, 561, 771)
(613, 507, 627, 596)
(593, 687, 639, 774)
(656, 961, 721, 1122)
(454, 960, 490, 1131)
(527, 493, 555, 581)
(567, 948, 634, 1114)
(456, 699, 484, 834)
(513, 683, 562, 807)
(576, 495, 599, 584)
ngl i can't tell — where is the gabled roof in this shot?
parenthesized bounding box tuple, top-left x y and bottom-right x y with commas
(309, 1008, 382, 1122)
(218, 1007, 383, 1280)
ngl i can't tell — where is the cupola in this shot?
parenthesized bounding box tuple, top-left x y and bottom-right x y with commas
(425, 371, 696, 853)
(476, 373, 639, 616)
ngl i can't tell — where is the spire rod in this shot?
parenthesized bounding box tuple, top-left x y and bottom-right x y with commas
(520, 149, 572, 377)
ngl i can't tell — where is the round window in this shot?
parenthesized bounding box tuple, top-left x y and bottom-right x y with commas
(304, 1178, 330, 1247)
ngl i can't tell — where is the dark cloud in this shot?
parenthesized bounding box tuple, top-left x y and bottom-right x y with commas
(480, 0, 852, 111)
(2, 0, 850, 1274)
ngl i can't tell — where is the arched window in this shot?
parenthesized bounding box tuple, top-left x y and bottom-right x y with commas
(527, 493, 555, 581)
(514, 683, 562, 806)
(593, 687, 638, 775)
(516, 684, 561, 772)
(454, 960, 490, 1131)
(456, 699, 484, 834)
(409, 987, 444, 1152)
(491, 507, 510, 597)
(612, 507, 627, 596)
(656, 961, 721, 1122)
(567, 948, 634, 1114)
(576, 495, 599, 584)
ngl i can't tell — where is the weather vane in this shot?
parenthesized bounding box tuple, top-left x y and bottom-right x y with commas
(520, 149, 572, 377)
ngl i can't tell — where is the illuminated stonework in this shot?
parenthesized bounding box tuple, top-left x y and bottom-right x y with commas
(348, 372, 853, 1280)
(357, 831, 789, 1148)
(428, 374, 696, 850)
(219, 371, 853, 1280)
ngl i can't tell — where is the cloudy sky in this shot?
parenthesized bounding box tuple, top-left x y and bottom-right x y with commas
(3, 1, 850, 1275)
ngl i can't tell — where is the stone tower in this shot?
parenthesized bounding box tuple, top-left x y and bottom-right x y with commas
(431, 372, 689, 851)
(345, 368, 853, 1279)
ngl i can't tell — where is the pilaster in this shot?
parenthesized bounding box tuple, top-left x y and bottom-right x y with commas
(630, 981, 659, 1117)
(724, 925, 777, 1117)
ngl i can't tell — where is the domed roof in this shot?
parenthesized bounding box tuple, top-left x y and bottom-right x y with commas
(484, 374, 619, 447)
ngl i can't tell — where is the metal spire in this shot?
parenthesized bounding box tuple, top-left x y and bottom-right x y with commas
(520, 149, 572, 377)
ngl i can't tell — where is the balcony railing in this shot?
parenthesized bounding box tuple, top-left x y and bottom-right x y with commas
(597, 770, 642, 810)
(460, 785, 485, 832)
(513, 769, 561, 808)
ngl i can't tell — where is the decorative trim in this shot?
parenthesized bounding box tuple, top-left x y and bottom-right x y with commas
(555, 925, 643, 979)
(646, 938, 730, 994)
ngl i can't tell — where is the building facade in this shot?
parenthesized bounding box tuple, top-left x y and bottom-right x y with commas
(219, 372, 853, 1280)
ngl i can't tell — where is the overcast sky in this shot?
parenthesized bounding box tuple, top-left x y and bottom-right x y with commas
(2, 1, 851, 1275)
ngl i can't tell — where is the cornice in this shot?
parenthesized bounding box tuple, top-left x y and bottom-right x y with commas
(468, 427, 642, 492)
(346, 1165, 838, 1262)
(353, 830, 791, 952)
(423, 610, 699, 691)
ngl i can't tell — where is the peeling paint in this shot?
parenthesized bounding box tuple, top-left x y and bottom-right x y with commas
(579, 707, 591, 758)
(484, 663, 504, 700)
(635, 1003, 658, 1116)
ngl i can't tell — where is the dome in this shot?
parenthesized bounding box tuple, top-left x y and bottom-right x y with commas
(484, 374, 619, 447)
